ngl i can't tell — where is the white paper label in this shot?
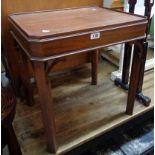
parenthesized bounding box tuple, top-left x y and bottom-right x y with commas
(90, 32, 100, 40)
(42, 29, 50, 33)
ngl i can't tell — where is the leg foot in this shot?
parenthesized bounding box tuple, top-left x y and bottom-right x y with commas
(114, 78, 129, 90)
(136, 92, 151, 106)
(114, 78, 151, 107)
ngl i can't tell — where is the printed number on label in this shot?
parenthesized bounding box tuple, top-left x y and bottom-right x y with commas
(90, 32, 100, 40)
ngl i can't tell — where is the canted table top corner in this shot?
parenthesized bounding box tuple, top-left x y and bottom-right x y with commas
(9, 6, 147, 40)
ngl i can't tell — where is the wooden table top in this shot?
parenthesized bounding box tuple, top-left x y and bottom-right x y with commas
(9, 6, 146, 40)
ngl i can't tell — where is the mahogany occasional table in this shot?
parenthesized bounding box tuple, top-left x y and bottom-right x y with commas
(9, 6, 149, 153)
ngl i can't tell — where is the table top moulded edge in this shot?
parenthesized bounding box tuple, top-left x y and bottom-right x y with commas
(8, 6, 148, 62)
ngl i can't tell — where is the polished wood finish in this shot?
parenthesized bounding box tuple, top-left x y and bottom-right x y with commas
(137, 41, 148, 92)
(2, 0, 102, 101)
(9, 7, 145, 40)
(9, 7, 147, 60)
(122, 43, 132, 85)
(9, 7, 148, 153)
(2, 0, 103, 62)
(126, 40, 145, 114)
(32, 61, 57, 153)
(16, 44, 34, 106)
(10, 22, 146, 60)
(91, 50, 99, 85)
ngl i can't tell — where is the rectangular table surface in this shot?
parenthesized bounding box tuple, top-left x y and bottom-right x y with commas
(9, 6, 146, 39)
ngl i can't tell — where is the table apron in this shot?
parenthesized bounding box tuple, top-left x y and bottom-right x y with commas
(11, 24, 146, 62)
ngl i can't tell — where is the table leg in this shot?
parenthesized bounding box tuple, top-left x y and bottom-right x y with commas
(114, 43, 132, 90)
(18, 50, 34, 106)
(91, 50, 99, 85)
(115, 40, 151, 109)
(32, 61, 57, 153)
(126, 40, 146, 115)
(122, 43, 132, 87)
(136, 41, 151, 106)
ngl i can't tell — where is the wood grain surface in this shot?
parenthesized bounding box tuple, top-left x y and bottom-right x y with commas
(13, 60, 154, 155)
(9, 7, 147, 60)
(9, 7, 146, 39)
(2, 0, 102, 90)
